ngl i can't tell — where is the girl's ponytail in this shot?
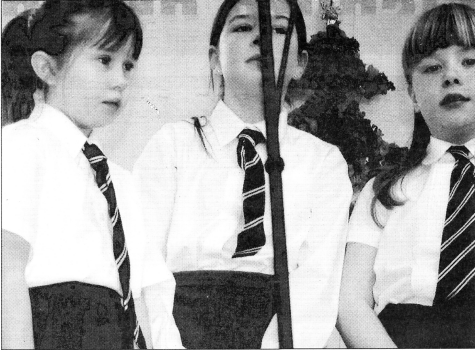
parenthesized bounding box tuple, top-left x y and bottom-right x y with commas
(2, 11, 39, 125)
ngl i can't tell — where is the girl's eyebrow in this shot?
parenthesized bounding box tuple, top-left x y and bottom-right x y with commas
(274, 15, 289, 21)
(419, 55, 437, 61)
(228, 14, 252, 24)
(228, 14, 289, 25)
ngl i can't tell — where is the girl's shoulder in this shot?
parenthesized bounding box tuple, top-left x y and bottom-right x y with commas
(2, 120, 48, 190)
(150, 118, 202, 139)
(2, 119, 47, 157)
(138, 118, 212, 167)
(286, 125, 346, 164)
(147, 118, 212, 152)
(348, 177, 387, 245)
(163, 118, 202, 138)
(2, 111, 78, 168)
(3, 117, 41, 134)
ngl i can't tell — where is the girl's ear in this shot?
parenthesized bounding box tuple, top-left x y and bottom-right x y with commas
(292, 50, 308, 80)
(209, 45, 224, 98)
(209, 45, 222, 75)
(30, 51, 58, 86)
(408, 85, 421, 112)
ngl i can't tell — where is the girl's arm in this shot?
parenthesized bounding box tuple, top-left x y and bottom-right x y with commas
(133, 124, 183, 348)
(1, 230, 34, 349)
(285, 145, 352, 348)
(337, 242, 397, 348)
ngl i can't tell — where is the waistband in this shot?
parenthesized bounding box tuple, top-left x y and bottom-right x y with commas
(173, 270, 275, 289)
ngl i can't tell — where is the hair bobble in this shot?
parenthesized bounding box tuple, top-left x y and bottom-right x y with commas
(27, 8, 36, 34)
(22, 7, 42, 46)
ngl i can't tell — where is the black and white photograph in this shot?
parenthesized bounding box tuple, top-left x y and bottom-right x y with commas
(2, 0, 474, 348)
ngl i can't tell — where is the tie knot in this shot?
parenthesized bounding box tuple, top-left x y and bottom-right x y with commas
(238, 129, 265, 147)
(82, 142, 107, 169)
(448, 146, 471, 162)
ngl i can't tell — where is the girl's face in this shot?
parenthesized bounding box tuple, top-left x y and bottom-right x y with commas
(211, 0, 307, 101)
(47, 36, 137, 136)
(410, 45, 475, 144)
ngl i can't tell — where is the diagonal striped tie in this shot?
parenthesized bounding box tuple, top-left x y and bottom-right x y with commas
(82, 142, 146, 349)
(434, 145, 475, 304)
(233, 129, 266, 259)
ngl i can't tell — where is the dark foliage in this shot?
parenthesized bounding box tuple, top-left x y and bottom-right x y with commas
(289, 24, 407, 198)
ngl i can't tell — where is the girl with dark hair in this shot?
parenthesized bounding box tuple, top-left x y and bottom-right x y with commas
(338, 3, 475, 348)
(134, 0, 352, 348)
(1, 1, 180, 348)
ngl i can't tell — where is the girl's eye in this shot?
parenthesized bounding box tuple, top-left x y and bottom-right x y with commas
(234, 24, 252, 32)
(99, 56, 111, 65)
(462, 58, 475, 67)
(274, 26, 288, 35)
(124, 61, 135, 72)
(422, 64, 441, 73)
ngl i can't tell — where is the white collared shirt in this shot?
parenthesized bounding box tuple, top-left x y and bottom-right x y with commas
(2, 103, 173, 297)
(133, 100, 352, 348)
(348, 136, 475, 314)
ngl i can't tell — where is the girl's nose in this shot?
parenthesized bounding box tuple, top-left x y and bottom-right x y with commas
(112, 67, 128, 91)
(443, 77, 460, 87)
(253, 31, 260, 46)
(443, 65, 462, 87)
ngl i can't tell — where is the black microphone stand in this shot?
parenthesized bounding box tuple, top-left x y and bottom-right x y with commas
(256, 0, 296, 347)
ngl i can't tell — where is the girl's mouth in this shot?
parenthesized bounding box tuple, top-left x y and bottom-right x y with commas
(246, 55, 262, 64)
(103, 101, 121, 109)
(440, 94, 470, 107)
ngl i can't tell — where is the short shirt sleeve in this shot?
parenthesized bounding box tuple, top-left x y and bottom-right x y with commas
(109, 161, 174, 296)
(347, 178, 387, 248)
(132, 123, 179, 288)
(2, 125, 43, 244)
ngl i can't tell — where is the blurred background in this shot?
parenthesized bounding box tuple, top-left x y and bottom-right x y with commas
(4, 0, 458, 171)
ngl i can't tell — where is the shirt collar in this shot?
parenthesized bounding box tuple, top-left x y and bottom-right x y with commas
(209, 100, 289, 149)
(34, 103, 89, 158)
(423, 136, 475, 165)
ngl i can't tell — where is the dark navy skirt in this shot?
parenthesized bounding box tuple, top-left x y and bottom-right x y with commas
(378, 288, 475, 348)
(29, 282, 136, 349)
(172, 270, 276, 349)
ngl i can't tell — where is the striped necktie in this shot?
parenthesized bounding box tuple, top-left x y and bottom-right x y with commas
(233, 129, 266, 258)
(434, 145, 475, 304)
(82, 142, 146, 349)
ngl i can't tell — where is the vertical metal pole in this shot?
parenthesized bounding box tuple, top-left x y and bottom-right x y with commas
(256, 0, 295, 347)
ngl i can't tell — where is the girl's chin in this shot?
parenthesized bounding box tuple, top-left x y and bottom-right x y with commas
(86, 115, 120, 132)
(100, 107, 122, 121)
(100, 103, 123, 117)
(434, 126, 475, 145)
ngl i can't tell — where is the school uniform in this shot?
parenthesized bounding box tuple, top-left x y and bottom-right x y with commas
(133, 100, 352, 348)
(348, 136, 475, 348)
(2, 103, 176, 349)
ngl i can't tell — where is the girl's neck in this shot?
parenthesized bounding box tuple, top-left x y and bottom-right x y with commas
(223, 94, 264, 124)
(46, 95, 93, 137)
(432, 127, 475, 146)
(222, 84, 290, 124)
